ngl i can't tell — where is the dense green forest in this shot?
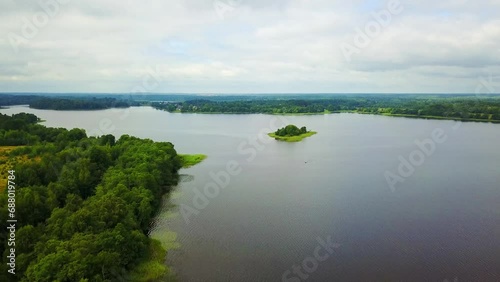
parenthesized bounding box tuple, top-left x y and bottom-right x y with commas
(0, 95, 139, 110)
(0, 95, 41, 107)
(152, 96, 500, 122)
(29, 97, 139, 110)
(0, 112, 182, 281)
(274, 125, 308, 137)
(3, 93, 500, 122)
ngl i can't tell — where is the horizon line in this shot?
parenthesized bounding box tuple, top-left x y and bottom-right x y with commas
(1, 92, 500, 95)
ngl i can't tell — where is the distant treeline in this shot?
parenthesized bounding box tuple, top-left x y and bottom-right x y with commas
(30, 97, 139, 110)
(0, 95, 41, 107)
(3, 93, 500, 122)
(0, 95, 139, 110)
(0, 112, 181, 281)
(153, 96, 500, 122)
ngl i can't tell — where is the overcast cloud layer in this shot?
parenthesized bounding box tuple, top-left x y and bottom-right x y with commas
(0, 0, 499, 94)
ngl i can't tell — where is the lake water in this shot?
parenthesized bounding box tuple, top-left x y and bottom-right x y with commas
(2, 106, 500, 282)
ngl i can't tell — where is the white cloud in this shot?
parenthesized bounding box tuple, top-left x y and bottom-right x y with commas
(0, 0, 499, 93)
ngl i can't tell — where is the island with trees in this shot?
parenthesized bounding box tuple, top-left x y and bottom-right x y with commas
(268, 125, 317, 142)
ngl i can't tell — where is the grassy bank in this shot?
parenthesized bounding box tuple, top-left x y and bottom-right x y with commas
(128, 239, 175, 282)
(127, 154, 208, 280)
(179, 154, 207, 168)
(268, 131, 317, 142)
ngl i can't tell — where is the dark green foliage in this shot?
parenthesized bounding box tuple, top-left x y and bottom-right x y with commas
(153, 95, 500, 122)
(0, 113, 72, 146)
(0, 94, 138, 110)
(99, 134, 116, 146)
(275, 125, 308, 137)
(29, 97, 138, 110)
(0, 113, 182, 281)
(0, 113, 42, 145)
(0, 95, 43, 107)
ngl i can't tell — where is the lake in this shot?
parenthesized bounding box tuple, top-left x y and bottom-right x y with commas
(2, 106, 500, 281)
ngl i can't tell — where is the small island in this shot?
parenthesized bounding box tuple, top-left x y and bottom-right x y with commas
(268, 125, 317, 142)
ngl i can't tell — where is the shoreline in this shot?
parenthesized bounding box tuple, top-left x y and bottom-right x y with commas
(4, 104, 500, 124)
(153, 108, 500, 124)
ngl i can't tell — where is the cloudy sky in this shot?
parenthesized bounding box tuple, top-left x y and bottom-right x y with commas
(1, 0, 499, 94)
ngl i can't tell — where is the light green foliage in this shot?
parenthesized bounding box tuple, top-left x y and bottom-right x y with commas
(179, 154, 207, 168)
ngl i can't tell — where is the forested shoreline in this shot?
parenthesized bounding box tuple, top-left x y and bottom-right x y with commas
(152, 95, 500, 123)
(0, 95, 138, 110)
(2, 93, 500, 123)
(0, 113, 182, 281)
(29, 97, 139, 110)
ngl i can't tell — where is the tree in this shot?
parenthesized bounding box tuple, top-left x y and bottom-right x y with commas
(0, 112, 184, 280)
(275, 125, 308, 136)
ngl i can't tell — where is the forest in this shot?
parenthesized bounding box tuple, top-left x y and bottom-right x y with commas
(0, 112, 182, 281)
(152, 95, 500, 122)
(3, 93, 500, 122)
(274, 125, 308, 137)
(29, 97, 139, 110)
(0, 95, 139, 110)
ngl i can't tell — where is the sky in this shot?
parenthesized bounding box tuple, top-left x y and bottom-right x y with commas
(0, 0, 499, 94)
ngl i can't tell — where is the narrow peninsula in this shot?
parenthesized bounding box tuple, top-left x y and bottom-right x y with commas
(179, 154, 207, 168)
(268, 125, 317, 142)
